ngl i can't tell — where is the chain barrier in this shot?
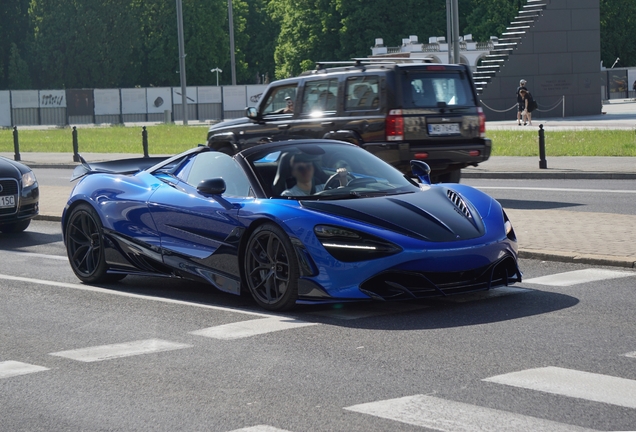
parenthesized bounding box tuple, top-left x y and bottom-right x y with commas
(480, 96, 566, 117)
(535, 97, 563, 113)
(479, 101, 517, 113)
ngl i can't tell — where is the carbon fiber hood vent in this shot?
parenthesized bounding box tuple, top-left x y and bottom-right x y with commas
(447, 189, 472, 220)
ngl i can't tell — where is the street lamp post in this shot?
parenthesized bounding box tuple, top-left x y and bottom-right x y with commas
(228, 0, 237, 85)
(176, 0, 188, 125)
(211, 67, 222, 86)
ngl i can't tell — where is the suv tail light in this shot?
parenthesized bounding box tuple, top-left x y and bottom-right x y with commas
(478, 107, 486, 138)
(386, 109, 404, 141)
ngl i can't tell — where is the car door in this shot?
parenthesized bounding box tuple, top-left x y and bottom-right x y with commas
(288, 77, 342, 140)
(237, 83, 299, 147)
(147, 152, 253, 294)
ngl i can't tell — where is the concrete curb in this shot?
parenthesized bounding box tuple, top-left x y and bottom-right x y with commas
(518, 249, 636, 269)
(463, 172, 636, 180)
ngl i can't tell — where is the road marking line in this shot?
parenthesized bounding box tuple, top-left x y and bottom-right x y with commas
(0, 273, 274, 318)
(439, 286, 532, 303)
(0, 251, 68, 261)
(623, 351, 636, 359)
(483, 366, 636, 409)
(227, 426, 293, 432)
(477, 186, 636, 194)
(49, 339, 192, 362)
(344, 394, 595, 432)
(190, 317, 318, 340)
(0, 361, 49, 379)
(523, 269, 635, 287)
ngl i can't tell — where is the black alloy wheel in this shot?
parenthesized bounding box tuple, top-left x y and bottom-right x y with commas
(65, 204, 110, 283)
(244, 223, 299, 311)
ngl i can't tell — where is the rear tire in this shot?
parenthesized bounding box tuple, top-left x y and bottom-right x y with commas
(65, 204, 110, 283)
(0, 220, 30, 233)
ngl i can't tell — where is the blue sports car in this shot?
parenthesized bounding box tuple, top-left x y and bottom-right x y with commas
(62, 139, 521, 311)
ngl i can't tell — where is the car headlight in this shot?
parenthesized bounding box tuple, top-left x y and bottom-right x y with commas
(314, 225, 402, 262)
(503, 210, 516, 241)
(22, 171, 37, 188)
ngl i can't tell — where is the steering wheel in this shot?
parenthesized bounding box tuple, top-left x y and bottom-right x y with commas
(324, 171, 355, 190)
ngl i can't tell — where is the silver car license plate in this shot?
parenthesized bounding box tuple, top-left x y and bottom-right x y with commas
(0, 195, 16, 208)
(428, 123, 461, 136)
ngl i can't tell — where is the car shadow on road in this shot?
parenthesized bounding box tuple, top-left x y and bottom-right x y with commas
(498, 199, 583, 210)
(100, 277, 579, 331)
(0, 230, 63, 248)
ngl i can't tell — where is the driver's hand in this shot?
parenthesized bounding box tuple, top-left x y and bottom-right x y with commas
(337, 167, 348, 186)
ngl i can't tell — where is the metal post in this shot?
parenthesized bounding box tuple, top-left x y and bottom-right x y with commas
(452, 0, 460, 64)
(562, 95, 565, 118)
(13, 126, 21, 161)
(446, 0, 452, 63)
(176, 0, 188, 125)
(72, 126, 80, 162)
(538, 124, 547, 169)
(228, 0, 237, 85)
(142, 126, 149, 158)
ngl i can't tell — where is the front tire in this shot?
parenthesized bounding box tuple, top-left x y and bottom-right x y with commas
(65, 204, 110, 283)
(244, 223, 299, 311)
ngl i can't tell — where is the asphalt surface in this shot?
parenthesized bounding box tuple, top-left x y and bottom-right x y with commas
(2, 99, 635, 268)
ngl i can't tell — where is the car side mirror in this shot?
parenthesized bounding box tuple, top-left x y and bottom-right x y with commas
(246, 107, 259, 120)
(197, 178, 226, 195)
(410, 160, 431, 185)
(197, 178, 239, 210)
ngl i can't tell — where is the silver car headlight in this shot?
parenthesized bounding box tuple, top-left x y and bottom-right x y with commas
(22, 171, 37, 188)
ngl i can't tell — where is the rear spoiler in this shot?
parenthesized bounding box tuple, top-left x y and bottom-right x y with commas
(70, 155, 169, 181)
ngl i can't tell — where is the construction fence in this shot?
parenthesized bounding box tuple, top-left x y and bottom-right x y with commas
(0, 85, 267, 128)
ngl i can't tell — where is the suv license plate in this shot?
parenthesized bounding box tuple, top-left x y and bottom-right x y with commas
(0, 195, 16, 208)
(428, 123, 461, 136)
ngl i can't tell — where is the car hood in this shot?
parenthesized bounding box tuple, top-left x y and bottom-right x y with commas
(0, 156, 27, 177)
(209, 117, 249, 130)
(300, 187, 487, 242)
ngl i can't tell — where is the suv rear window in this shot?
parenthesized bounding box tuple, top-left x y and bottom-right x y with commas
(345, 76, 380, 111)
(402, 71, 475, 108)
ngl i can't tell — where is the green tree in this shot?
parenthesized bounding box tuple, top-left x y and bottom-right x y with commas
(30, 0, 141, 88)
(270, 0, 342, 79)
(0, 0, 32, 88)
(600, 0, 636, 69)
(7, 43, 32, 89)
(243, 0, 278, 83)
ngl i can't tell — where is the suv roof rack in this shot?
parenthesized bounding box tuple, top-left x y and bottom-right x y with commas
(306, 57, 434, 75)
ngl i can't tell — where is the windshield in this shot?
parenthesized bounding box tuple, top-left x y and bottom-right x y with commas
(246, 142, 420, 199)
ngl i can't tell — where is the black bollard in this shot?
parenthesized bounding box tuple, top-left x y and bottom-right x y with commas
(538, 124, 547, 169)
(72, 126, 80, 162)
(142, 126, 149, 158)
(13, 126, 21, 161)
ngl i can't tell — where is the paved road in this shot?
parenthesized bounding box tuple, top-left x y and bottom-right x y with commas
(2, 220, 636, 431)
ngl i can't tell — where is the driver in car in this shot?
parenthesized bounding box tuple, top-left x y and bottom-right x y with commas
(281, 154, 348, 196)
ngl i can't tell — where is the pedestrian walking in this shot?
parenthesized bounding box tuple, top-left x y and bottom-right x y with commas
(516, 79, 528, 125)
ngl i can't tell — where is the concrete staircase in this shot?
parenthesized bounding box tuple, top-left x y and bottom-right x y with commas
(473, 0, 548, 94)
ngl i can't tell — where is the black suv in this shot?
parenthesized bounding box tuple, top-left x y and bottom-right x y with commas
(206, 61, 491, 182)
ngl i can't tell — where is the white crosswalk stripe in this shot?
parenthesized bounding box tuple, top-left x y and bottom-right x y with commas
(523, 269, 635, 287)
(344, 394, 596, 432)
(624, 351, 636, 359)
(190, 316, 318, 340)
(226, 426, 293, 432)
(0, 361, 49, 379)
(483, 366, 636, 409)
(49, 339, 192, 362)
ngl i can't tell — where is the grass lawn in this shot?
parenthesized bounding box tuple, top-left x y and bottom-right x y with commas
(1, 124, 636, 157)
